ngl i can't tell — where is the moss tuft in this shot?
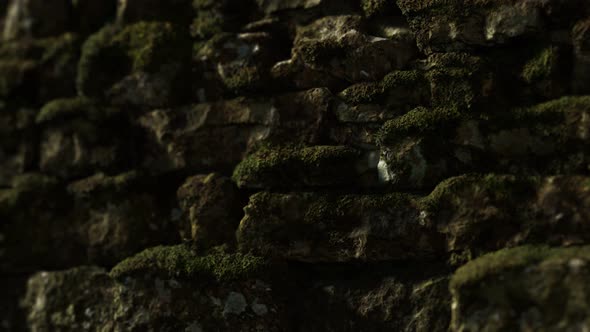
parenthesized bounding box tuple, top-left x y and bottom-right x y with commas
(418, 174, 539, 213)
(77, 22, 190, 97)
(361, 0, 390, 17)
(191, 11, 224, 39)
(377, 106, 462, 145)
(110, 244, 267, 281)
(222, 66, 262, 92)
(232, 145, 361, 187)
(112, 22, 189, 72)
(521, 46, 559, 83)
(451, 245, 590, 289)
(37, 97, 116, 124)
(339, 70, 427, 105)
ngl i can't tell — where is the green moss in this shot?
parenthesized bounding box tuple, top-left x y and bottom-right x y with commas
(489, 96, 590, 133)
(222, 66, 262, 92)
(191, 11, 224, 39)
(339, 82, 384, 104)
(112, 22, 188, 72)
(521, 46, 559, 83)
(298, 39, 342, 65)
(110, 244, 267, 281)
(397, 0, 514, 15)
(361, 0, 390, 17)
(77, 22, 190, 96)
(37, 97, 116, 124)
(451, 245, 590, 289)
(340, 70, 426, 105)
(418, 174, 539, 213)
(377, 106, 461, 145)
(382, 70, 425, 89)
(232, 145, 360, 187)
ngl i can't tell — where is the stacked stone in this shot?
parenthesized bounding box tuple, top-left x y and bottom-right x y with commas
(1, 0, 590, 331)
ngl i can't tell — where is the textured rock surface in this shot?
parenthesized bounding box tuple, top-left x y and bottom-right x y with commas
(451, 246, 590, 331)
(0, 0, 589, 330)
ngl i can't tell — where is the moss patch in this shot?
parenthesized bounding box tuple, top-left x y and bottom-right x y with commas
(77, 22, 191, 97)
(451, 245, 590, 289)
(232, 145, 361, 188)
(361, 0, 391, 17)
(377, 106, 461, 145)
(110, 244, 267, 282)
(340, 70, 427, 105)
(37, 97, 117, 124)
(191, 11, 224, 39)
(521, 46, 560, 83)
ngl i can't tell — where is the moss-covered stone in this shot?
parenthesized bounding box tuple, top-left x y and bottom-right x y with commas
(24, 258, 289, 331)
(36, 97, 117, 124)
(522, 47, 560, 83)
(377, 107, 462, 145)
(361, 0, 394, 17)
(292, 15, 418, 84)
(77, 22, 191, 104)
(110, 244, 267, 282)
(451, 245, 590, 331)
(339, 70, 429, 107)
(237, 191, 436, 262)
(233, 145, 379, 189)
(190, 11, 224, 39)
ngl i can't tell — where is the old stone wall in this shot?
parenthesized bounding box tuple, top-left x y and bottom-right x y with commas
(1, 0, 590, 331)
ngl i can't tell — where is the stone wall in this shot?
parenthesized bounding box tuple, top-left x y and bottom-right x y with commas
(1, 0, 590, 331)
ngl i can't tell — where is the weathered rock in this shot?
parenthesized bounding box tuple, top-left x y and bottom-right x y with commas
(361, 0, 400, 18)
(37, 98, 137, 180)
(177, 173, 243, 250)
(238, 174, 590, 263)
(23, 245, 289, 331)
(298, 268, 450, 332)
(290, 15, 418, 84)
(233, 145, 380, 189)
(3, 0, 70, 40)
(237, 191, 438, 262)
(337, 70, 431, 121)
(192, 0, 258, 40)
(77, 22, 192, 108)
(450, 245, 590, 331)
(396, 0, 560, 54)
(377, 97, 590, 190)
(425, 53, 497, 110)
(139, 88, 331, 173)
(195, 31, 285, 95)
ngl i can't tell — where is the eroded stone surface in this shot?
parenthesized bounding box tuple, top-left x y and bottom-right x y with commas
(23, 245, 289, 332)
(177, 173, 243, 250)
(238, 175, 590, 263)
